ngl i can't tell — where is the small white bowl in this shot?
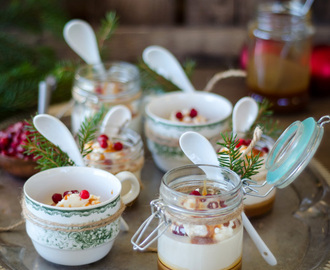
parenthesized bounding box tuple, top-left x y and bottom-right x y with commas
(23, 166, 139, 266)
(144, 91, 232, 171)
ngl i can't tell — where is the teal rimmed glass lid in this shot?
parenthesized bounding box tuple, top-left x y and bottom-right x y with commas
(265, 115, 330, 189)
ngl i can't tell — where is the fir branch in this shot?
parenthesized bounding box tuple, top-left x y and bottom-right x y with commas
(247, 99, 282, 139)
(182, 59, 196, 79)
(218, 133, 242, 173)
(240, 151, 263, 179)
(217, 132, 264, 180)
(98, 11, 119, 52)
(24, 119, 74, 170)
(77, 107, 106, 158)
(138, 60, 182, 92)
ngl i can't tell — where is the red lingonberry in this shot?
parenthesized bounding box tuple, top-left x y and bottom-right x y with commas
(97, 134, 109, 149)
(262, 147, 269, 153)
(189, 190, 201, 196)
(98, 134, 109, 141)
(95, 85, 103, 94)
(79, 190, 90, 199)
(113, 142, 123, 151)
(189, 108, 198, 118)
(52, 193, 63, 204)
(175, 111, 184, 120)
(236, 138, 245, 148)
(63, 190, 71, 197)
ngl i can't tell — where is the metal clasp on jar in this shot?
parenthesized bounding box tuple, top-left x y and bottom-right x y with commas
(131, 199, 171, 251)
(242, 178, 275, 198)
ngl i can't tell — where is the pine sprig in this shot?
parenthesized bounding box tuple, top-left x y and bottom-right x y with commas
(24, 120, 74, 170)
(98, 11, 119, 52)
(77, 107, 106, 158)
(138, 60, 181, 92)
(217, 133, 263, 180)
(24, 108, 105, 171)
(217, 133, 242, 173)
(240, 150, 263, 179)
(247, 99, 282, 139)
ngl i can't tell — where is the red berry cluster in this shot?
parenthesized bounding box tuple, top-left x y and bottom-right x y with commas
(51, 189, 90, 204)
(97, 134, 123, 150)
(236, 138, 269, 153)
(175, 108, 198, 121)
(0, 121, 34, 160)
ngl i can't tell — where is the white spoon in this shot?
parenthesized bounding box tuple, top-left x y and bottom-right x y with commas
(142, 45, 196, 93)
(232, 97, 259, 136)
(100, 105, 132, 135)
(64, 19, 102, 65)
(33, 114, 130, 231)
(179, 131, 277, 266)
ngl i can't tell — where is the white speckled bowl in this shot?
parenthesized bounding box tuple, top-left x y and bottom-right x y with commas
(23, 166, 138, 266)
(144, 91, 232, 171)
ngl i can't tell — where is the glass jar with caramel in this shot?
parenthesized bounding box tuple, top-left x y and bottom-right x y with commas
(133, 165, 244, 270)
(246, 2, 314, 112)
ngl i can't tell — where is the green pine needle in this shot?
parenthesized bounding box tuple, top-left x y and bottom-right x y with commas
(77, 107, 106, 158)
(98, 11, 119, 51)
(217, 133, 264, 180)
(24, 108, 105, 170)
(247, 99, 282, 139)
(24, 119, 74, 170)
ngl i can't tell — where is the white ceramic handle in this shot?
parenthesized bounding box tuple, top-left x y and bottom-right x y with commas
(242, 213, 277, 266)
(115, 171, 140, 205)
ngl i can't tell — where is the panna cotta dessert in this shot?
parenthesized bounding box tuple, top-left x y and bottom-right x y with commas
(169, 108, 208, 124)
(51, 189, 101, 207)
(158, 181, 243, 270)
(84, 129, 144, 195)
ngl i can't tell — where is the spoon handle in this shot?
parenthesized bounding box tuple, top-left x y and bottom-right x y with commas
(242, 213, 277, 266)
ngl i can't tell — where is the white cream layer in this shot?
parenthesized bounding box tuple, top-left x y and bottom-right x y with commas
(158, 227, 243, 270)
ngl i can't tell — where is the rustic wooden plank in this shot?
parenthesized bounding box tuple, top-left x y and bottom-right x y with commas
(65, 0, 177, 25)
(105, 26, 247, 62)
(185, 0, 234, 25)
(235, 0, 260, 25)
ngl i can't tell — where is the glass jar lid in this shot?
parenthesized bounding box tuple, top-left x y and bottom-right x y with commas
(265, 116, 329, 188)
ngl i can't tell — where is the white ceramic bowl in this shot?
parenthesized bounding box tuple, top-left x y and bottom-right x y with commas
(144, 91, 232, 171)
(23, 166, 137, 266)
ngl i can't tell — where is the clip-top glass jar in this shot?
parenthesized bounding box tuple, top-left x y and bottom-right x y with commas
(246, 2, 314, 112)
(132, 165, 244, 270)
(71, 62, 142, 134)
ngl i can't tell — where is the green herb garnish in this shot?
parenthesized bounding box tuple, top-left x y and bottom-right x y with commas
(217, 132, 263, 179)
(24, 108, 105, 171)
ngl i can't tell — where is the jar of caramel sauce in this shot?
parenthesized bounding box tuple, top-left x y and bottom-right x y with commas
(246, 2, 314, 112)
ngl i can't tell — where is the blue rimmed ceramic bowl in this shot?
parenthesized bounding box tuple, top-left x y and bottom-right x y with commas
(23, 166, 132, 266)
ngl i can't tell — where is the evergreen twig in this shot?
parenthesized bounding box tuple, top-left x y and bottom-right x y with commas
(24, 108, 105, 170)
(217, 133, 263, 179)
(77, 107, 106, 158)
(247, 99, 282, 139)
(24, 120, 74, 170)
(98, 11, 119, 52)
